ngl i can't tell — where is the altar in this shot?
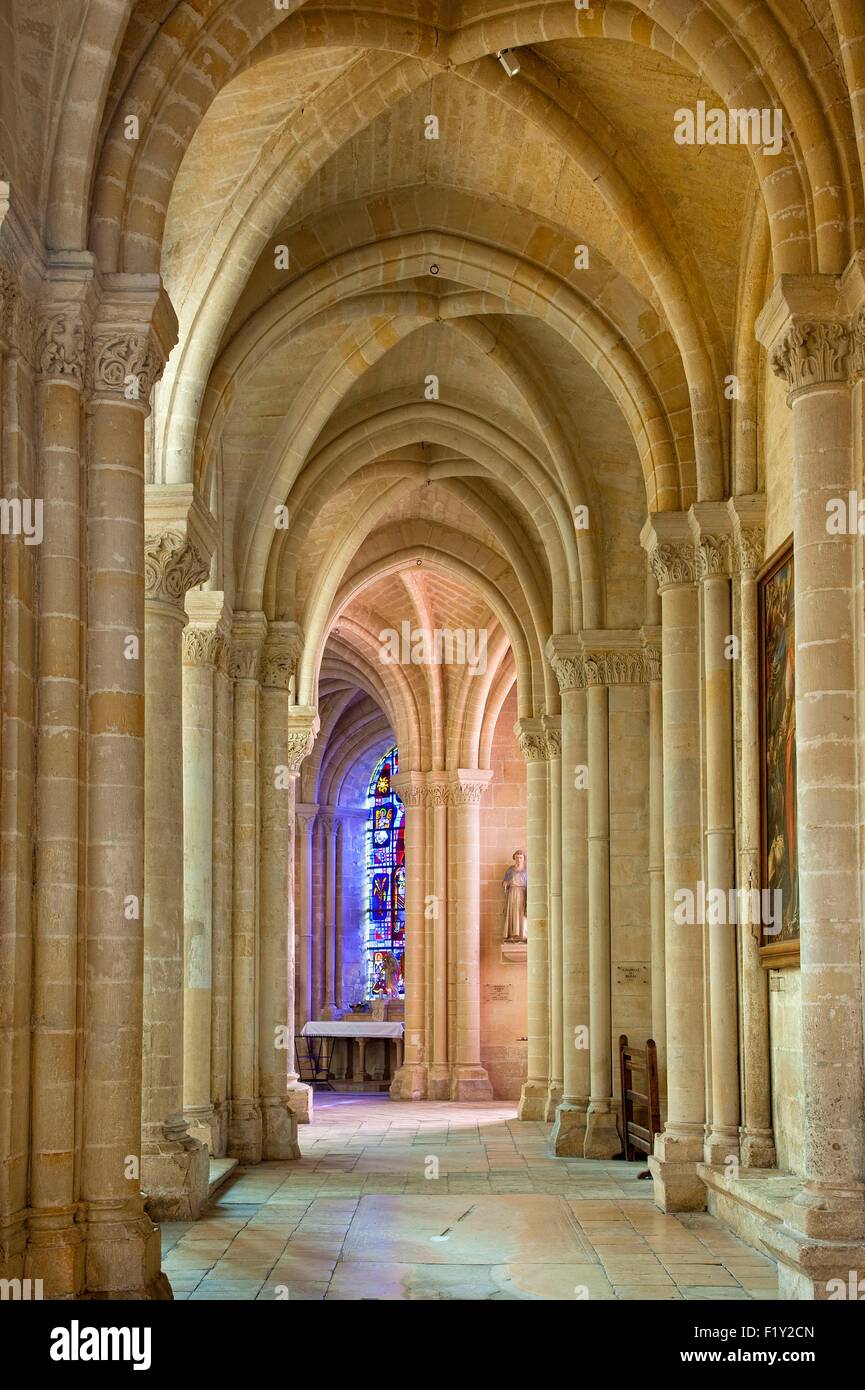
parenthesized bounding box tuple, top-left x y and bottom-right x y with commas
(298, 1020, 404, 1091)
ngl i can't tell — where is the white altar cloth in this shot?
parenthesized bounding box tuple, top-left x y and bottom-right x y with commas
(301, 1020, 403, 1039)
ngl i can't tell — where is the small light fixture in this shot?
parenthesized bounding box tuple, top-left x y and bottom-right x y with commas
(429, 262, 440, 275)
(497, 49, 520, 78)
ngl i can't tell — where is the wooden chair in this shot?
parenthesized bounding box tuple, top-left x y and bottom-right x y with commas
(295, 1033, 335, 1090)
(618, 1035, 661, 1175)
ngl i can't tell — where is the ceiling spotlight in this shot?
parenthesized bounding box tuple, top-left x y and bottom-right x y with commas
(497, 49, 520, 78)
(429, 263, 440, 275)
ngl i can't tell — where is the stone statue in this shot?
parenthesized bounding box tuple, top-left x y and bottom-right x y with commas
(382, 951, 401, 997)
(502, 850, 528, 941)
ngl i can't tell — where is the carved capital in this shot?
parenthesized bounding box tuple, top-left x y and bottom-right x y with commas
(38, 309, 89, 382)
(0, 260, 36, 362)
(696, 533, 732, 580)
(398, 784, 427, 808)
(144, 528, 209, 608)
(182, 622, 227, 669)
(426, 780, 451, 807)
(285, 729, 314, 773)
(514, 719, 547, 763)
(851, 306, 865, 382)
(548, 654, 585, 692)
(229, 612, 268, 681)
(769, 318, 850, 396)
(296, 806, 318, 834)
(583, 648, 654, 685)
(648, 541, 697, 591)
(90, 329, 164, 403)
(735, 526, 766, 575)
(392, 771, 427, 807)
(542, 717, 562, 759)
(643, 645, 661, 682)
(449, 770, 493, 805)
(285, 708, 319, 773)
(261, 622, 303, 691)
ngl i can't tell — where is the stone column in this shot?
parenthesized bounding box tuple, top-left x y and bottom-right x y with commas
(258, 625, 315, 1155)
(427, 780, 450, 1099)
(691, 509, 740, 1166)
(29, 274, 91, 1295)
(392, 772, 428, 1100)
(81, 281, 176, 1296)
(641, 518, 706, 1211)
(729, 499, 775, 1167)
(210, 616, 233, 1156)
(294, 804, 317, 1034)
(311, 816, 325, 1017)
(141, 488, 212, 1220)
(448, 770, 493, 1100)
(227, 612, 267, 1164)
(515, 720, 549, 1120)
(582, 663, 619, 1158)
(757, 283, 865, 1293)
(543, 715, 563, 1120)
(319, 811, 339, 1020)
(644, 630, 666, 1101)
(546, 638, 590, 1155)
(0, 261, 38, 1292)
(181, 593, 226, 1154)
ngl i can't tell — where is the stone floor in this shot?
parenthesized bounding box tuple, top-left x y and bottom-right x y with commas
(160, 1094, 779, 1300)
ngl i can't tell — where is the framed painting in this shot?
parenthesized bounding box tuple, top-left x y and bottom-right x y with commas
(758, 539, 800, 968)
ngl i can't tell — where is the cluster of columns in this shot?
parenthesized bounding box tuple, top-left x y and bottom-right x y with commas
(222, 616, 318, 1161)
(524, 639, 661, 1158)
(294, 802, 367, 1026)
(325, 768, 494, 1102)
(0, 228, 324, 1295)
(0, 243, 183, 1296)
(628, 263, 865, 1293)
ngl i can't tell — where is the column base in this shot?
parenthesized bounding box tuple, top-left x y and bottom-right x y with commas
(184, 1103, 216, 1154)
(81, 1201, 172, 1300)
(261, 1099, 300, 1160)
(517, 1079, 548, 1121)
(763, 1218, 865, 1300)
(449, 1065, 493, 1101)
(549, 1099, 587, 1156)
(703, 1126, 741, 1168)
(739, 1127, 776, 1169)
(785, 1183, 865, 1242)
(320, 1001, 340, 1021)
(427, 1065, 450, 1100)
(584, 1105, 622, 1159)
(287, 1082, 313, 1124)
(544, 1082, 563, 1123)
(141, 1129, 210, 1222)
(210, 1099, 230, 1158)
(648, 1128, 706, 1212)
(24, 1208, 84, 1299)
(390, 1065, 428, 1101)
(227, 1099, 262, 1165)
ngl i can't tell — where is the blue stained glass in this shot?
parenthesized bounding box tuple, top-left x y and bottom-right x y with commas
(365, 746, 405, 998)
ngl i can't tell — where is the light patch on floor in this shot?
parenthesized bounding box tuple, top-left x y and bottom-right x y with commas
(160, 1095, 779, 1301)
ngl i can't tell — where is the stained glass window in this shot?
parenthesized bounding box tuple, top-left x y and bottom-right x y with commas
(365, 746, 405, 998)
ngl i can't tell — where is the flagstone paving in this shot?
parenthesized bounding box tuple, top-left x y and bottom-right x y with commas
(160, 1094, 779, 1301)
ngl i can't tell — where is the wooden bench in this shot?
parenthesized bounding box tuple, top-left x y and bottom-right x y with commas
(618, 1035, 661, 1174)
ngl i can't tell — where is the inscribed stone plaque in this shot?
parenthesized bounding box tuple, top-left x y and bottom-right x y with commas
(483, 983, 513, 1003)
(616, 963, 649, 989)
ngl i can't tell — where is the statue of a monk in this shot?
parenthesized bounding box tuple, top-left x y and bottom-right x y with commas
(502, 850, 528, 941)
